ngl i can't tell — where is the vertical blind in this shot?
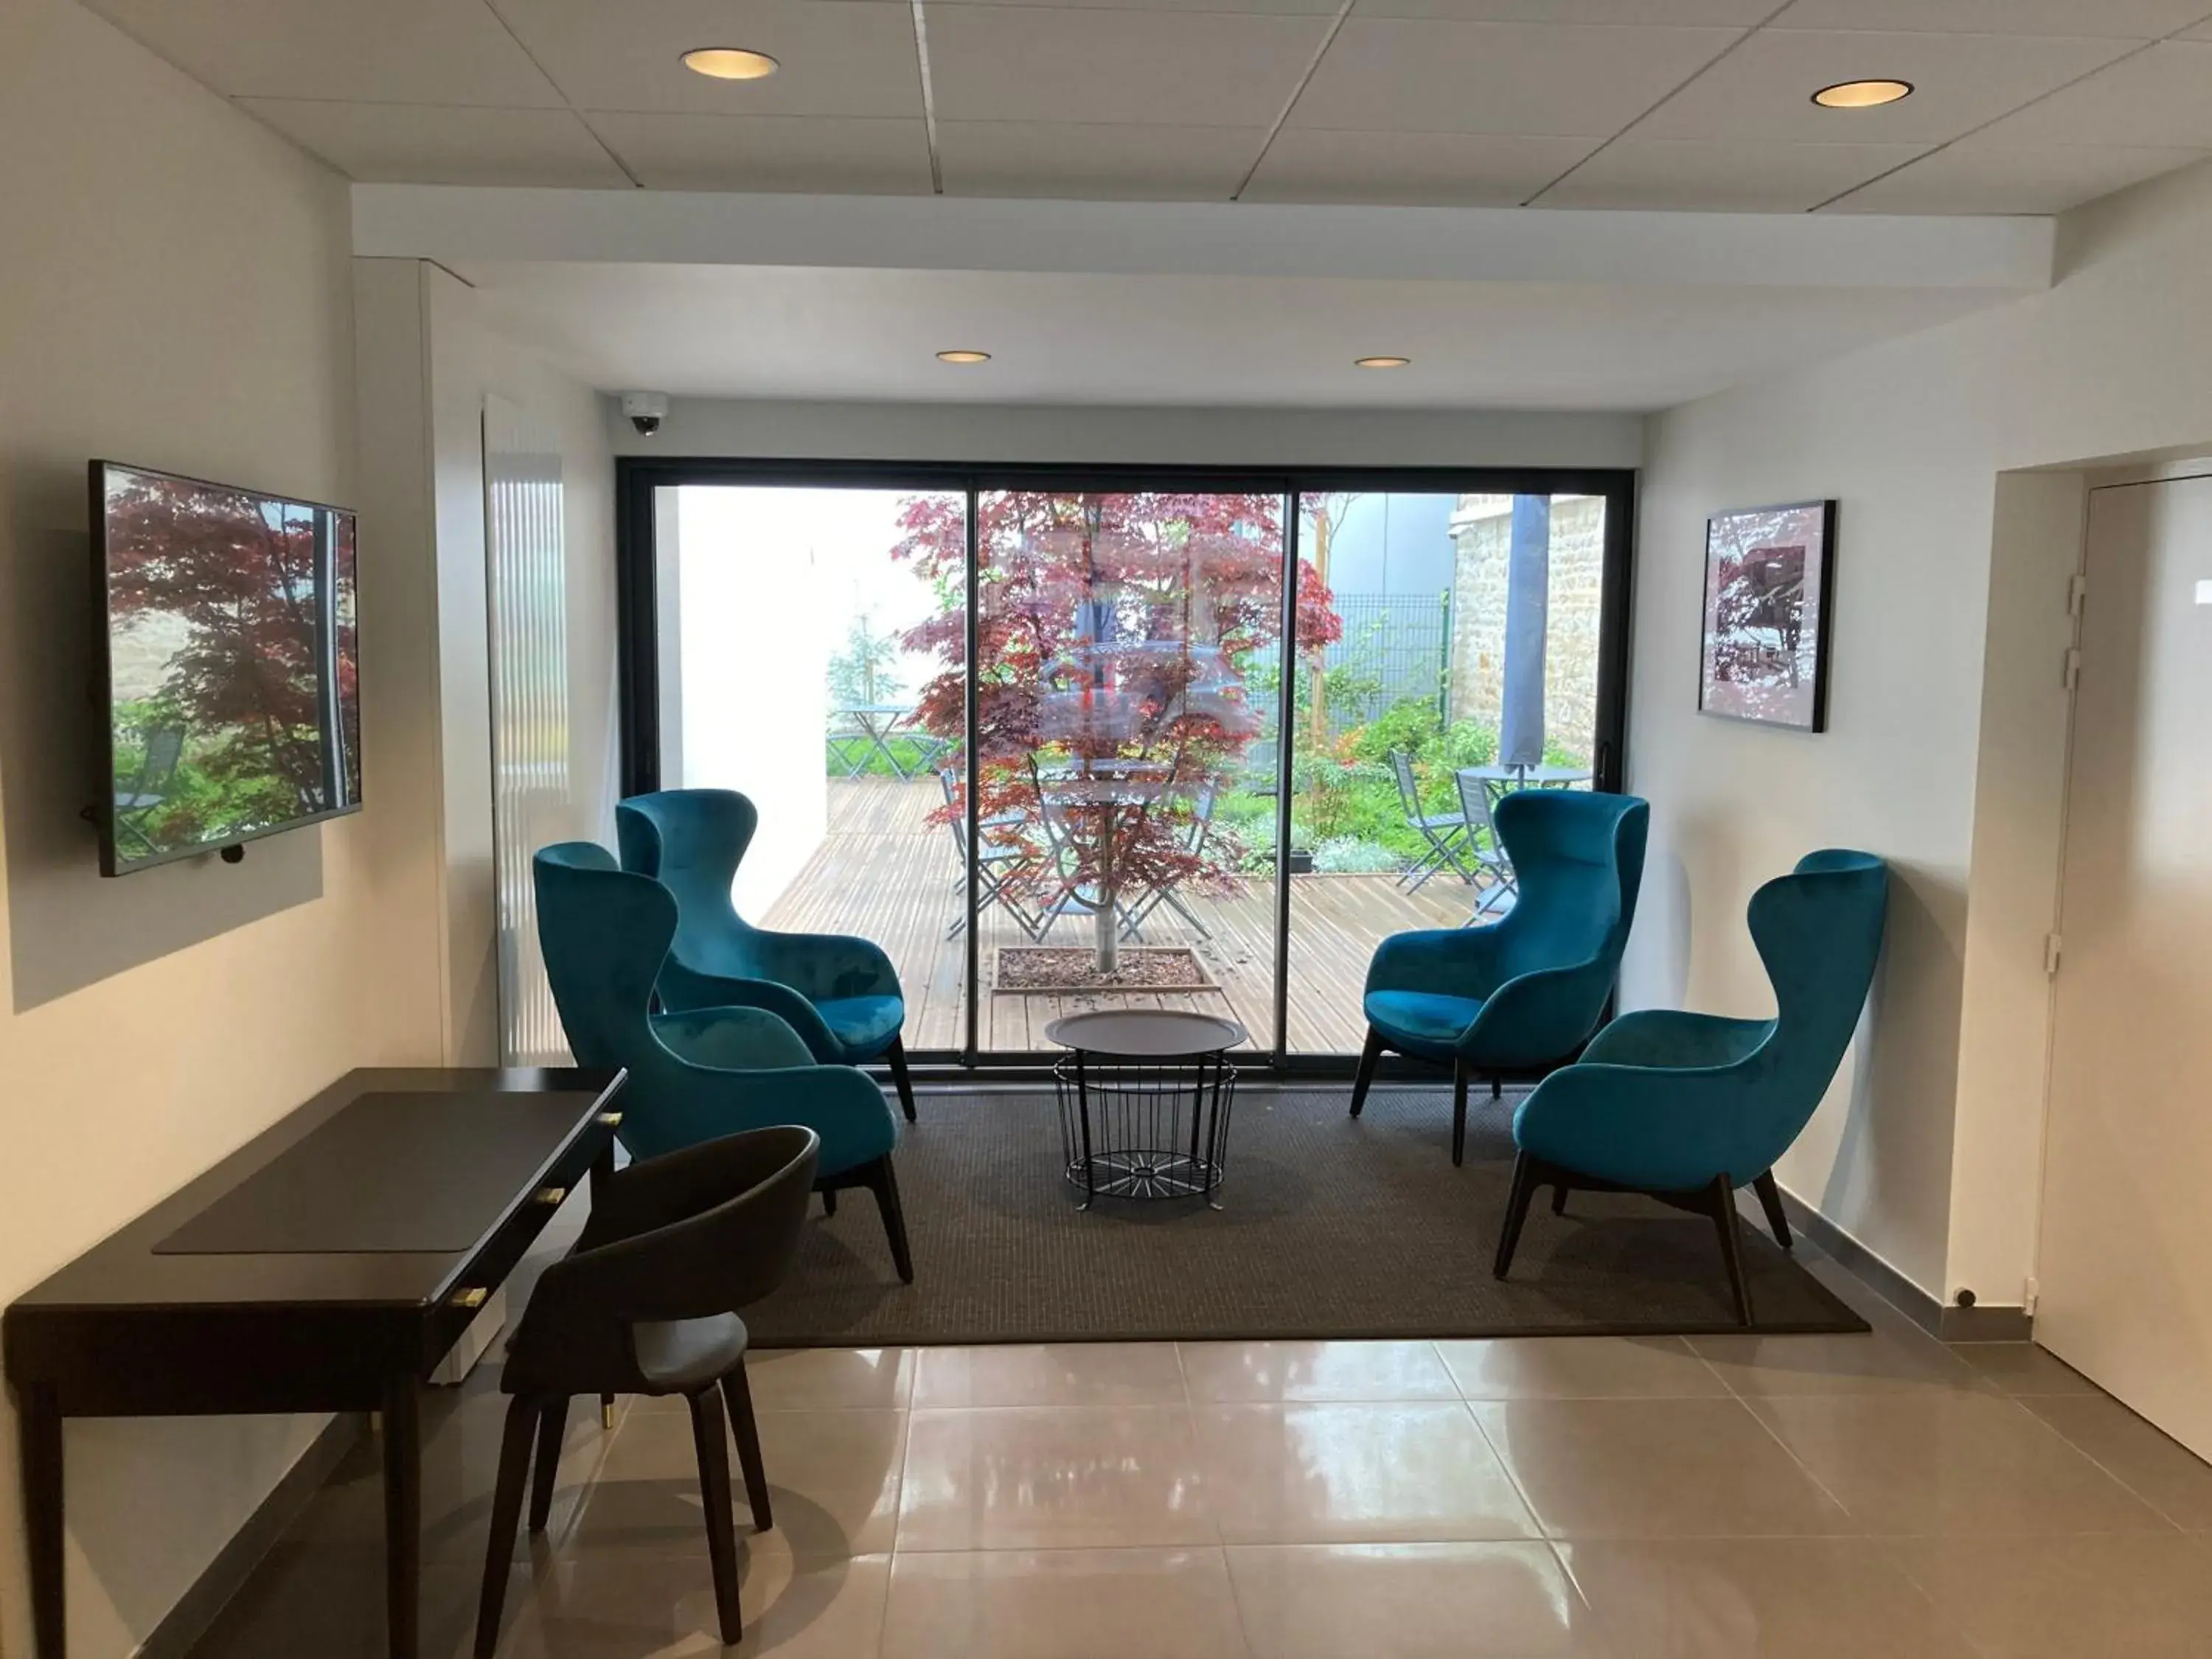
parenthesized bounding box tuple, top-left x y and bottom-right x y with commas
(483, 396, 571, 1065)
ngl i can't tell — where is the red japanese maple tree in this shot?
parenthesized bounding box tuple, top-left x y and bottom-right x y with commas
(894, 490, 1340, 969)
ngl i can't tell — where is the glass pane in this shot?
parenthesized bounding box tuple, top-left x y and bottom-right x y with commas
(970, 489, 1292, 1052)
(1284, 491, 1610, 1054)
(655, 483, 969, 1049)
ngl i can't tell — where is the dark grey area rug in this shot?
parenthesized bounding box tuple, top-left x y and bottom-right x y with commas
(743, 1085, 1868, 1347)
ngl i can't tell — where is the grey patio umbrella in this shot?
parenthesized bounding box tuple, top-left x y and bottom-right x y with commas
(1499, 494, 1550, 770)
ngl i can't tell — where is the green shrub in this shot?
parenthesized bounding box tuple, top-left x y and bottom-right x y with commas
(1346, 695, 1444, 765)
(1313, 836, 1401, 874)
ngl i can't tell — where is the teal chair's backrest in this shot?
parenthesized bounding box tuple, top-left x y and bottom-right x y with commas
(1739, 849, 1889, 1166)
(616, 788, 766, 980)
(533, 841, 675, 1070)
(1489, 790, 1650, 983)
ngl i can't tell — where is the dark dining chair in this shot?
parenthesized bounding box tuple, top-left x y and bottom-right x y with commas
(474, 1125, 820, 1656)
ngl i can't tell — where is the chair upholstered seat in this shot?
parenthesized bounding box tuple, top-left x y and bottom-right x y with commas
(813, 994, 905, 1056)
(1363, 988, 1486, 1056)
(633, 1314, 749, 1396)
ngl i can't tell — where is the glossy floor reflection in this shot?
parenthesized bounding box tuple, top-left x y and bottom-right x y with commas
(192, 1265, 2212, 1658)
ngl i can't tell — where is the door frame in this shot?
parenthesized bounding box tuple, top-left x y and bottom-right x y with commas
(613, 456, 1638, 1077)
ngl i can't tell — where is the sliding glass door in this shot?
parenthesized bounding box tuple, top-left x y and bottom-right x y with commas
(1281, 490, 1621, 1055)
(619, 465, 1631, 1068)
(650, 481, 970, 1046)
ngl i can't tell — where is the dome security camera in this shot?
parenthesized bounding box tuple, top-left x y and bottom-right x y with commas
(621, 392, 669, 437)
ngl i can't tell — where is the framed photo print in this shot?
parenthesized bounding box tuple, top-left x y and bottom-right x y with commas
(1698, 499, 1837, 732)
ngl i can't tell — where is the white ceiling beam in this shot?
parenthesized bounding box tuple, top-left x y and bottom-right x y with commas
(352, 184, 2053, 293)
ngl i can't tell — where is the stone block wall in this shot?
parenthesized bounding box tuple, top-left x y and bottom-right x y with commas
(1447, 493, 1606, 762)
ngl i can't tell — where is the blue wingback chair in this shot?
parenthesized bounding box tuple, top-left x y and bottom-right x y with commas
(1350, 790, 1649, 1165)
(1496, 849, 1889, 1325)
(616, 789, 917, 1123)
(535, 841, 912, 1282)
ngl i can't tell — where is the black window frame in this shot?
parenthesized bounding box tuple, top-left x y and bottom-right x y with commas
(614, 456, 1636, 1079)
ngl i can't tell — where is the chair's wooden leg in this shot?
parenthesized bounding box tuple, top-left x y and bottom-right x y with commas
(599, 1393, 616, 1430)
(823, 1186, 839, 1217)
(475, 1396, 539, 1659)
(1494, 1152, 1541, 1279)
(687, 1389, 743, 1646)
(1709, 1176, 1756, 1327)
(722, 1363, 773, 1532)
(886, 1034, 918, 1124)
(1451, 1060, 1471, 1167)
(1349, 1029, 1385, 1119)
(1551, 1183, 1570, 1217)
(1752, 1170, 1792, 1252)
(526, 1397, 569, 1533)
(864, 1156, 916, 1284)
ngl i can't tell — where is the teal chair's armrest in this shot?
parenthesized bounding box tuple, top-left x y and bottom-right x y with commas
(751, 929, 902, 1004)
(651, 1006, 815, 1071)
(1512, 1059, 1770, 1192)
(1581, 1009, 1771, 1071)
(1463, 958, 1615, 1068)
(1366, 925, 1509, 1001)
(655, 966, 844, 1062)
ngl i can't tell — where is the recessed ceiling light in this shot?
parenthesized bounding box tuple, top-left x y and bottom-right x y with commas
(1812, 78, 1912, 109)
(1354, 355, 1411, 369)
(936, 349, 992, 364)
(681, 47, 779, 80)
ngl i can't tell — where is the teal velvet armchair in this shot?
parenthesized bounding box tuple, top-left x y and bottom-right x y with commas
(1497, 849, 1889, 1325)
(535, 841, 912, 1281)
(1350, 790, 1650, 1165)
(616, 789, 917, 1123)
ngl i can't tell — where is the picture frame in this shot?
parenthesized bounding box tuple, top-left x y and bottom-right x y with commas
(1697, 499, 1837, 732)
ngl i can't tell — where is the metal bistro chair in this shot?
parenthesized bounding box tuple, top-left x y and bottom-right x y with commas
(475, 1125, 820, 1655)
(1122, 784, 1217, 942)
(1454, 770, 1521, 919)
(111, 726, 185, 857)
(1391, 750, 1475, 892)
(941, 768, 1045, 941)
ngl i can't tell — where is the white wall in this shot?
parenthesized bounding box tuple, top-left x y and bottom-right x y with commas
(355, 260, 620, 1063)
(0, 3, 442, 1654)
(1628, 158, 2212, 1305)
(611, 399, 1642, 470)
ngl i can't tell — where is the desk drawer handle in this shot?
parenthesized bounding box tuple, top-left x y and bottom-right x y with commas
(597, 1111, 623, 1127)
(451, 1287, 488, 1310)
(535, 1186, 568, 1206)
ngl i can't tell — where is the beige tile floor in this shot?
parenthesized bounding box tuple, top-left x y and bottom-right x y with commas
(195, 1256, 2212, 1659)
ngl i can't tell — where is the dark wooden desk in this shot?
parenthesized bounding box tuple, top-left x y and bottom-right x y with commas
(3, 1066, 627, 1659)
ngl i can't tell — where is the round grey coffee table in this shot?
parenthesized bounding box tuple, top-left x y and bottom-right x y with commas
(1043, 1009, 1245, 1209)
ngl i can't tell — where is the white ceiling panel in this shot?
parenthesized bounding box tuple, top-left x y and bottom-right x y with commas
(1288, 20, 1744, 135)
(925, 7, 1331, 125)
(1357, 0, 1778, 21)
(1826, 137, 2208, 212)
(81, 0, 564, 106)
(1242, 131, 1593, 204)
(936, 123, 1264, 200)
(487, 0, 923, 117)
(1770, 0, 2212, 36)
(1961, 42, 2212, 148)
(584, 113, 933, 193)
(1638, 29, 2136, 142)
(1540, 138, 1930, 211)
(237, 100, 629, 187)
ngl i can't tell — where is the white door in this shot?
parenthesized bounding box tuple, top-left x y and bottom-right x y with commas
(2037, 470, 2212, 1460)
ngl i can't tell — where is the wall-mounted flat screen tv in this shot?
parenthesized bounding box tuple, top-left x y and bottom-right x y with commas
(91, 461, 362, 875)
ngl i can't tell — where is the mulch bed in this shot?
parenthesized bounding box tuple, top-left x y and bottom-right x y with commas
(994, 945, 1216, 992)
